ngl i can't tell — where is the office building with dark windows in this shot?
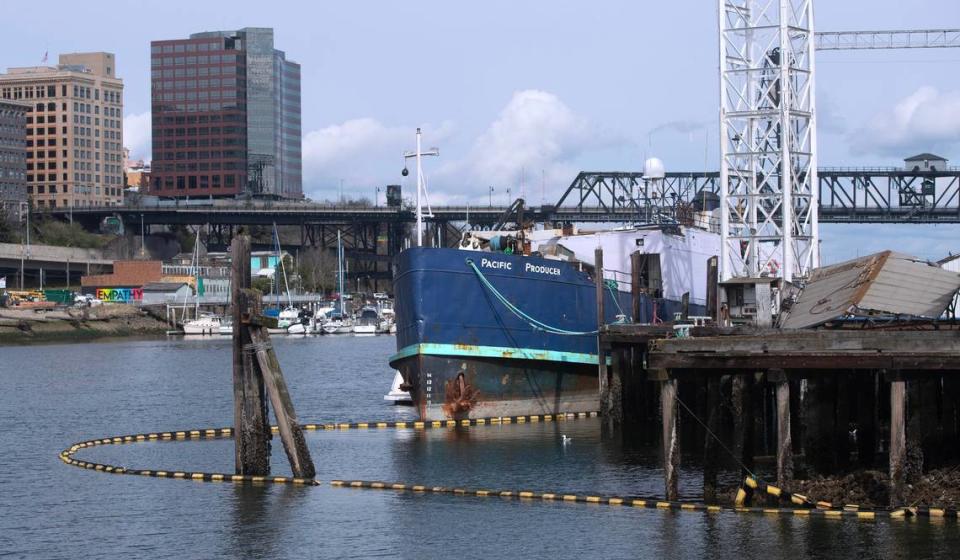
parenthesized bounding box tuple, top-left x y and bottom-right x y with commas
(149, 28, 302, 199)
(0, 99, 28, 218)
(0, 53, 125, 209)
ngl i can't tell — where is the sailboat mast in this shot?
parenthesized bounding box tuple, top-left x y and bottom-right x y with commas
(274, 223, 292, 308)
(337, 230, 344, 314)
(193, 227, 201, 317)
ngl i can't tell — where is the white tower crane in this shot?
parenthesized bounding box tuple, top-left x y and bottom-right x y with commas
(719, 4, 959, 284)
(719, 0, 819, 283)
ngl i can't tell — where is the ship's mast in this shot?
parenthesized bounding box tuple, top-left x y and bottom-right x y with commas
(403, 129, 439, 247)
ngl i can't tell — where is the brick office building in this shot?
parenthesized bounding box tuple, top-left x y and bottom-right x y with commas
(149, 28, 302, 199)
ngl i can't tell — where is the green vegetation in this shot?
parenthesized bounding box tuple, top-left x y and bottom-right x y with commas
(252, 276, 273, 294)
(34, 218, 108, 249)
(0, 212, 21, 243)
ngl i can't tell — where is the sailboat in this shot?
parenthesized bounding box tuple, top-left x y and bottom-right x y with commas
(321, 230, 353, 334)
(182, 227, 223, 335)
(266, 223, 300, 334)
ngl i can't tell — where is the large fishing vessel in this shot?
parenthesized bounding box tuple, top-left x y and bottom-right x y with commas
(389, 224, 720, 421)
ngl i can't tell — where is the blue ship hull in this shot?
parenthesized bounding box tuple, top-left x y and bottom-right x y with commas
(389, 247, 694, 420)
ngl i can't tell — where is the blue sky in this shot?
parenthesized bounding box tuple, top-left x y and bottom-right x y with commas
(2, 0, 959, 263)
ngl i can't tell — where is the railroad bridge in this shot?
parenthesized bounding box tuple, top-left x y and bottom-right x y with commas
(39, 166, 960, 284)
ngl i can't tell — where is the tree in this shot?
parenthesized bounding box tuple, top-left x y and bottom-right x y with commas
(0, 211, 20, 243)
(252, 276, 273, 295)
(298, 247, 337, 294)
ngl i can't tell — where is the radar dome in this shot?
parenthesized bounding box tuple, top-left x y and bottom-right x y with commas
(643, 157, 666, 179)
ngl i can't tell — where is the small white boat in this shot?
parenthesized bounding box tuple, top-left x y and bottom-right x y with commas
(353, 305, 380, 334)
(287, 322, 309, 335)
(322, 319, 353, 334)
(288, 316, 318, 335)
(384, 371, 412, 405)
(352, 323, 377, 335)
(182, 312, 222, 335)
(218, 320, 233, 335)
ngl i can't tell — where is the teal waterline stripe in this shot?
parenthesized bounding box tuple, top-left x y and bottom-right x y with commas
(389, 343, 603, 366)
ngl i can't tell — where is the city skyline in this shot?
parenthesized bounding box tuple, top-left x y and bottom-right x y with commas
(0, 1, 958, 261)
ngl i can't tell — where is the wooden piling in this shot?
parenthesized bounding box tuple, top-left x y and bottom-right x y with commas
(630, 251, 642, 322)
(606, 348, 624, 426)
(856, 371, 878, 468)
(660, 376, 680, 501)
(770, 369, 793, 488)
(231, 236, 271, 475)
(705, 256, 718, 321)
(596, 248, 608, 415)
(731, 373, 755, 476)
(890, 375, 907, 505)
(702, 375, 720, 503)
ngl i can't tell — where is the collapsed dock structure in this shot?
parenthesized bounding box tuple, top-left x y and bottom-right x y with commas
(597, 249, 960, 505)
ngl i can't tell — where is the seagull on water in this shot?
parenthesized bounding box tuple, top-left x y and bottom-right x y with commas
(561, 434, 572, 445)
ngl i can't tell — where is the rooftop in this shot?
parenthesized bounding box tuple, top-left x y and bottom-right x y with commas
(905, 153, 948, 162)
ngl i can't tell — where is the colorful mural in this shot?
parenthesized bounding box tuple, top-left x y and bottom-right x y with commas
(95, 288, 143, 303)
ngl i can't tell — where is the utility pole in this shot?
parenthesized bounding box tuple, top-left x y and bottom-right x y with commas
(489, 186, 494, 208)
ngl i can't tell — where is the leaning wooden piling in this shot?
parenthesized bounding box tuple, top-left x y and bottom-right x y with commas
(248, 324, 316, 479)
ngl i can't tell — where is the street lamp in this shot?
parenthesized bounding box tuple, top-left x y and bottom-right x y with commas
(488, 186, 494, 208)
(402, 128, 440, 247)
(506, 187, 512, 206)
(375, 186, 382, 208)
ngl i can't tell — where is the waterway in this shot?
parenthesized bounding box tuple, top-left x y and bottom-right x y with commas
(2, 335, 959, 559)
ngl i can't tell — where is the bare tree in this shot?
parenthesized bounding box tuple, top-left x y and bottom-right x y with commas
(298, 247, 338, 294)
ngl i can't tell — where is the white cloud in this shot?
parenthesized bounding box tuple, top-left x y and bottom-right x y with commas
(435, 90, 603, 202)
(123, 111, 151, 162)
(852, 87, 960, 156)
(300, 90, 615, 204)
(302, 118, 454, 202)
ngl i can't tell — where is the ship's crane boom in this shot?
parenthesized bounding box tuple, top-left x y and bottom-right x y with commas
(816, 29, 960, 50)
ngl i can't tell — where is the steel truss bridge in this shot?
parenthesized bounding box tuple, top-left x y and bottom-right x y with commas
(50, 167, 960, 233)
(39, 167, 960, 289)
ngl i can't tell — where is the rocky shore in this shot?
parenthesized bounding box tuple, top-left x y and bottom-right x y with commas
(0, 304, 169, 344)
(721, 467, 960, 509)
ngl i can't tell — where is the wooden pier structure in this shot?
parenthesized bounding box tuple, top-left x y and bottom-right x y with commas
(600, 323, 960, 504)
(595, 250, 960, 505)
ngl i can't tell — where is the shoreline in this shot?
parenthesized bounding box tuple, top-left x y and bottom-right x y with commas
(0, 304, 170, 345)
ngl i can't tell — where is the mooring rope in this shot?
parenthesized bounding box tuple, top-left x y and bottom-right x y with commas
(58, 410, 951, 521)
(466, 259, 599, 336)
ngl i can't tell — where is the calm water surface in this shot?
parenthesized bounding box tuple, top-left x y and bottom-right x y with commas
(1, 335, 958, 559)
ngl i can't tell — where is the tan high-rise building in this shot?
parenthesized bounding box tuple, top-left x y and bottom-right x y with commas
(0, 52, 124, 208)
